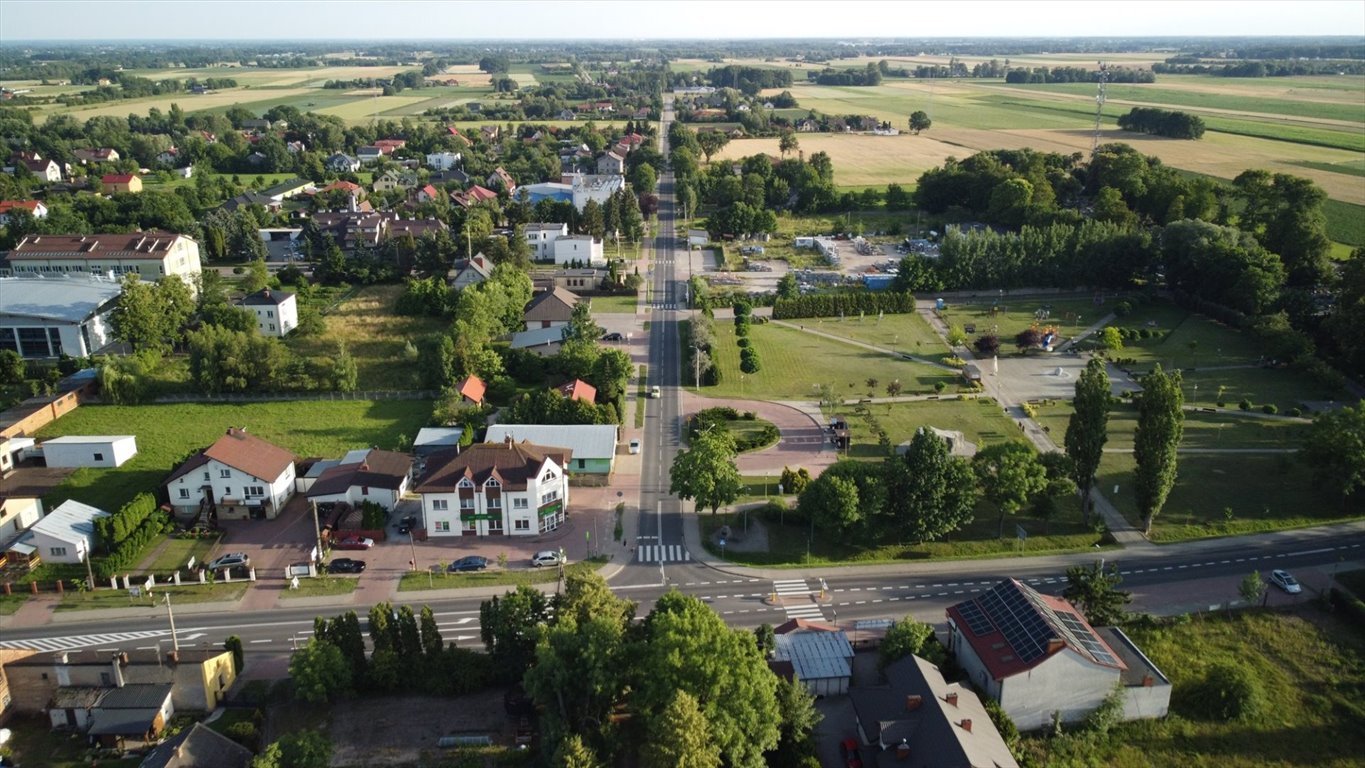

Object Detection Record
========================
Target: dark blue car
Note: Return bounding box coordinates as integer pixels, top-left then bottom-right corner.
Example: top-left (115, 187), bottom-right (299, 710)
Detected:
top-left (448, 556), bottom-right (489, 572)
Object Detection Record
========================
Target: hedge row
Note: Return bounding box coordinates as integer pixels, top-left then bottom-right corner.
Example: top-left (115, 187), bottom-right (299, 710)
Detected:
top-left (735, 302), bottom-right (761, 373)
top-left (92, 493), bottom-right (173, 580)
top-left (772, 291), bottom-right (917, 320)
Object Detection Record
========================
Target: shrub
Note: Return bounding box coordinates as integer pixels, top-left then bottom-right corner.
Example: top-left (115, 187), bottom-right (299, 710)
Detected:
top-left (1186, 661), bottom-right (1265, 721)
top-left (1262, 404), bottom-right (1278, 415)
top-left (1289, 407), bottom-right (1303, 417)
top-left (739, 347), bottom-right (761, 373)
top-left (1239, 399), bottom-right (1253, 411)
top-left (933, 381), bottom-right (946, 393)
top-left (1216, 400), bottom-right (1226, 408)
top-left (223, 720), bottom-right (260, 751)
top-left (1113, 301), bottom-right (1132, 317)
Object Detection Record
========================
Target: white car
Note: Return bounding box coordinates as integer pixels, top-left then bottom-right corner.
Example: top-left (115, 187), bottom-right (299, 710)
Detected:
top-left (628, 438), bottom-right (641, 454)
top-left (1269, 569), bottom-right (1302, 594)
top-left (206, 553), bottom-right (250, 571)
top-left (531, 550), bottom-right (563, 568)
top-left (650, 385), bottom-right (661, 399)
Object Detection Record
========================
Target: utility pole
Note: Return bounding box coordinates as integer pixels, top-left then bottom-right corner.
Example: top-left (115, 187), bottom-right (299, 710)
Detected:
top-left (310, 501), bottom-right (324, 566)
top-left (83, 543), bottom-right (96, 591)
top-left (163, 593), bottom-right (180, 652)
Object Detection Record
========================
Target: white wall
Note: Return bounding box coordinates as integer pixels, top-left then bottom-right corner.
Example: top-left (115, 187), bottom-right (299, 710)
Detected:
top-left (42, 437), bottom-right (137, 468)
top-left (0, 497), bottom-right (43, 543)
top-left (552, 238), bottom-right (605, 267)
top-left (310, 479), bottom-right (406, 512)
top-left (997, 649), bottom-right (1120, 731)
top-left (31, 528), bottom-right (94, 564)
top-left (422, 458), bottom-right (568, 538)
top-left (251, 296), bottom-right (298, 337)
top-left (167, 458), bottom-right (295, 519)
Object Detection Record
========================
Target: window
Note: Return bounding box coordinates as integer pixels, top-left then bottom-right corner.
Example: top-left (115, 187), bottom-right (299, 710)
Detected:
top-left (269, 324), bottom-right (275, 331)
top-left (246, 486), bottom-right (264, 497)
top-left (220, 469), bottom-right (231, 478)
top-left (178, 488), bottom-right (190, 499)
top-left (489, 518), bottom-right (503, 531)
top-left (223, 487), bottom-right (232, 496)
top-left (93, 453), bottom-right (104, 462)
top-left (514, 519), bottom-right (530, 531)
top-left (431, 499), bottom-right (449, 511)
top-left (49, 546), bottom-right (67, 557)
top-left (487, 496), bottom-right (501, 509)
top-left (513, 498), bottom-right (528, 510)
top-left (435, 521), bottom-right (450, 532)
top-left (203, 471), bottom-right (210, 481)
top-left (541, 490), bottom-right (560, 505)
top-left (460, 498), bottom-right (476, 510)
top-left (576, 459), bottom-right (586, 469)
top-left (361, 486), bottom-right (369, 496)
top-left (462, 519), bottom-right (477, 532)
top-left (267, 310), bottom-right (274, 318)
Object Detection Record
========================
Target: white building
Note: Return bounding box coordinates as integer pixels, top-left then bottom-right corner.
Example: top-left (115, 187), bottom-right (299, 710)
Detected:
top-left (0, 494), bottom-right (43, 549)
top-left (165, 427), bottom-right (297, 522)
top-left (523, 222), bottom-right (570, 261)
top-left (484, 424), bottom-right (618, 475)
top-left (16, 499), bottom-right (110, 564)
top-left (413, 438), bottom-right (570, 537)
top-left (39, 435), bottom-right (138, 468)
top-left (947, 579), bottom-right (1172, 731)
top-left (563, 173), bottom-right (625, 211)
top-left (0, 275), bottom-right (123, 359)
top-left (425, 151), bottom-right (463, 171)
top-left (301, 448), bottom-right (412, 511)
top-left (552, 235), bottom-right (605, 267)
top-left (1, 231), bottom-right (202, 287)
top-left (239, 288), bottom-right (297, 337)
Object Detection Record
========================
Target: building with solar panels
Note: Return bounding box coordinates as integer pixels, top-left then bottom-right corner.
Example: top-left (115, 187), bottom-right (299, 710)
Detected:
top-left (946, 579), bottom-right (1171, 731)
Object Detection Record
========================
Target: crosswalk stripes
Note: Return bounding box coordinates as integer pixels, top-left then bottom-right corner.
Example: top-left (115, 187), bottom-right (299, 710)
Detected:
top-left (637, 544), bottom-right (691, 563)
top-left (648, 303), bottom-right (678, 310)
top-left (0, 629), bottom-right (172, 653)
top-left (772, 579), bottom-right (827, 621)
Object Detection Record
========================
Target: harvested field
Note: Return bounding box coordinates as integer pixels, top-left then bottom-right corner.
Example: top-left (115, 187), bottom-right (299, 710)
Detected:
top-left (716, 133), bottom-right (962, 188)
top-left (316, 94), bottom-right (431, 120)
top-left (37, 87), bottom-right (317, 122)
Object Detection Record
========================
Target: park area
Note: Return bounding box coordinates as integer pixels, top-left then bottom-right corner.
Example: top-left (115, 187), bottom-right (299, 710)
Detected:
top-left (32, 399), bottom-right (432, 510)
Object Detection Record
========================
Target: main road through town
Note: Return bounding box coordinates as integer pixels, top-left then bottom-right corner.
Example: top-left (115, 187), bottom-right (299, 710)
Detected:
top-left (3, 97), bottom-right (1364, 655)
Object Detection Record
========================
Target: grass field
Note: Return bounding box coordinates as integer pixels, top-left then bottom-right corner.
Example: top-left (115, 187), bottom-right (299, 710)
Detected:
top-left (938, 296), bottom-right (1113, 343)
top-left (590, 293), bottom-right (640, 314)
top-left (776, 311), bottom-right (950, 362)
top-left (398, 559), bottom-right (602, 591)
top-left (57, 581), bottom-right (248, 611)
top-left (1033, 401), bottom-right (1311, 452)
top-left (33, 400), bottom-right (432, 511)
top-left (143, 534), bottom-right (222, 572)
top-left (1022, 609), bottom-right (1365, 768)
top-left (286, 284), bottom-right (448, 390)
top-left (831, 397), bottom-right (1023, 460)
top-left (699, 321), bottom-right (956, 399)
top-left (279, 575), bottom-right (359, 599)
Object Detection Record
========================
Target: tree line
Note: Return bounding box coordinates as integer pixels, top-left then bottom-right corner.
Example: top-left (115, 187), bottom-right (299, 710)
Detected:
top-left (1117, 107), bottom-right (1206, 139)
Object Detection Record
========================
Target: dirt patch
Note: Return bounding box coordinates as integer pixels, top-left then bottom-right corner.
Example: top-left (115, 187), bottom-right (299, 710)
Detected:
top-left (326, 691), bottom-right (513, 766)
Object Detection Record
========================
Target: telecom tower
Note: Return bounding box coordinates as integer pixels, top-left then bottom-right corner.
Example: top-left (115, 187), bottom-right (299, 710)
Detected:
top-left (1091, 61), bottom-right (1108, 155)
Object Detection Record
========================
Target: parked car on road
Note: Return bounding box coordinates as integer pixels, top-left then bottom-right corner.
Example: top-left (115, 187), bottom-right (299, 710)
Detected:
top-left (628, 438), bottom-right (641, 454)
top-left (1269, 569), bottom-right (1302, 594)
top-left (332, 536), bottom-right (375, 551)
top-left (396, 514), bottom-right (418, 535)
top-left (602, 332), bottom-right (624, 341)
top-left (650, 385), bottom-right (661, 399)
top-left (448, 556), bottom-right (489, 572)
top-left (327, 558), bottom-right (367, 574)
top-left (206, 553), bottom-right (250, 571)
top-left (839, 737), bottom-right (863, 768)
top-left (531, 550), bottom-right (562, 568)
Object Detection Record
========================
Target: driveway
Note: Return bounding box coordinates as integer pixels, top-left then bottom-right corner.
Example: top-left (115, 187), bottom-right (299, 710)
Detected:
top-left (680, 392), bottom-right (838, 475)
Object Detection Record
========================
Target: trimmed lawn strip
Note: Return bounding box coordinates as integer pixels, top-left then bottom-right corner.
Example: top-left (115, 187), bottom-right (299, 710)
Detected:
top-left (832, 398), bottom-right (1023, 460)
top-left (56, 581), bottom-right (247, 611)
top-left (1023, 610), bottom-right (1365, 767)
top-left (937, 296), bottom-right (1115, 344)
top-left (278, 575), bottom-right (359, 599)
top-left (635, 364), bottom-right (648, 428)
top-left (0, 593), bottom-right (27, 615)
top-left (34, 400), bottom-right (432, 511)
top-left (589, 293), bottom-right (640, 314)
top-left (1033, 401), bottom-right (1310, 451)
top-left (701, 322), bottom-right (955, 400)
top-left (398, 559), bottom-right (602, 591)
top-left (144, 535), bottom-right (222, 573)
top-left (784, 312), bottom-right (951, 363)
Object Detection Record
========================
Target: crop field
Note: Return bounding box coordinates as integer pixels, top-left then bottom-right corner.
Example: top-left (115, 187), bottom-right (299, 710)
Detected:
top-left (775, 312), bottom-right (950, 361)
top-left (314, 93), bottom-right (432, 120)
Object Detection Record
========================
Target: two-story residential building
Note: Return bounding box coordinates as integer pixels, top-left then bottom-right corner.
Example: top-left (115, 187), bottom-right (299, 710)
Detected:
top-left (15, 157), bottom-right (62, 182)
top-left (325, 153), bottom-right (360, 173)
top-left (946, 579), bottom-right (1172, 731)
top-left (101, 174), bottom-right (143, 194)
top-left (552, 235), bottom-right (605, 267)
top-left (523, 287), bottom-right (581, 330)
top-left (239, 288), bottom-right (297, 337)
top-left (0, 200), bottom-right (47, 226)
top-left (3, 647), bottom-right (237, 717)
top-left (523, 222), bottom-right (569, 261)
top-left (302, 448), bottom-right (412, 511)
top-left (72, 148), bottom-right (120, 164)
top-left (164, 427), bottom-right (296, 522)
top-left (1, 231), bottom-right (202, 287)
top-left (596, 151), bottom-right (625, 175)
top-left (449, 253), bottom-right (492, 291)
top-left (413, 438), bottom-right (570, 537)
top-left (425, 151), bottom-right (463, 171)
top-left (486, 167), bottom-right (516, 192)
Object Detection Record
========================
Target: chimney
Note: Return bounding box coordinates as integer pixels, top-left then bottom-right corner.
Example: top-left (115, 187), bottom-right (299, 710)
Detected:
top-left (896, 739), bottom-right (910, 760)
top-left (904, 694), bottom-right (922, 712)
top-left (504, 434), bottom-right (514, 449)
top-left (959, 719), bottom-right (972, 733)
top-left (944, 692), bottom-right (958, 707)
top-left (110, 655), bottom-right (125, 688)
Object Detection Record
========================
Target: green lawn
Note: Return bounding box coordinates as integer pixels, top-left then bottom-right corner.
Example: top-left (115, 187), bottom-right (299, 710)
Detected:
top-left (1104, 303), bottom-right (1267, 370)
top-left (779, 312), bottom-right (950, 362)
top-left (700, 322), bottom-right (956, 400)
top-left (278, 575), bottom-right (359, 599)
top-left (1023, 609), bottom-right (1365, 768)
top-left (719, 417), bottom-right (781, 453)
top-left (57, 581), bottom-right (247, 611)
top-left (143, 534), bottom-right (222, 572)
top-left (1033, 401), bottom-right (1310, 451)
top-left (589, 293), bottom-right (640, 314)
top-left (831, 398), bottom-right (1022, 460)
top-left (0, 593), bottom-right (27, 615)
top-left (398, 559), bottom-right (602, 591)
top-left (34, 400), bottom-right (432, 511)
top-left (1324, 198), bottom-right (1365, 247)
top-left (938, 296), bottom-right (1114, 345)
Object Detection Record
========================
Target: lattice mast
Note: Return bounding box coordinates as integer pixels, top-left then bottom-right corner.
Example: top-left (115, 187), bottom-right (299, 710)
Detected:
top-left (1091, 61), bottom-right (1108, 155)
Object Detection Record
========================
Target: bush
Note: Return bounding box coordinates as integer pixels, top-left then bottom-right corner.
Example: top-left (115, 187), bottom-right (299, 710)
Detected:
top-left (1113, 301), bottom-right (1132, 317)
top-left (737, 336), bottom-right (750, 348)
top-left (1186, 661), bottom-right (1265, 721)
top-left (1216, 400), bottom-right (1226, 408)
top-left (1262, 404), bottom-right (1278, 414)
top-left (1239, 399), bottom-right (1253, 411)
top-left (1289, 407), bottom-right (1303, 417)
top-left (223, 720), bottom-right (260, 751)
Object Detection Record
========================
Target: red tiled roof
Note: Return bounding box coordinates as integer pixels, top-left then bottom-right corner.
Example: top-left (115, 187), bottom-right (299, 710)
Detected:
top-left (0, 200), bottom-right (42, 214)
top-left (167, 427), bottom-right (295, 485)
top-left (5, 231), bottom-right (188, 260)
top-left (557, 379), bottom-right (596, 403)
top-left (414, 440), bottom-right (569, 493)
top-left (457, 375), bottom-right (486, 404)
top-left (419, 184), bottom-right (439, 199)
top-left (101, 174), bottom-right (136, 184)
top-left (315, 180), bottom-right (363, 194)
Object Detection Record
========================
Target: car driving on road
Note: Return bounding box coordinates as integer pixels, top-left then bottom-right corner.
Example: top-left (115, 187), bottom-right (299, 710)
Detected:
top-left (1269, 569), bottom-right (1302, 594)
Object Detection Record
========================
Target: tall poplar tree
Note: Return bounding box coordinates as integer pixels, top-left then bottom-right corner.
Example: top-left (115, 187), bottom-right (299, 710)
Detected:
top-left (1134, 365), bottom-right (1184, 535)
top-left (1066, 357), bottom-right (1112, 526)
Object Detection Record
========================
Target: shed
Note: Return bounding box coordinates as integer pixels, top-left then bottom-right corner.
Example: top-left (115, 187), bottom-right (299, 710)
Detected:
top-left (771, 628), bottom-right (854, 696)
top-left (484, 424), bottom-right (618, 475)
top-left (413, 428), bottom-right (464, 457)
top-left (39, 435), bottom-right (137, 468)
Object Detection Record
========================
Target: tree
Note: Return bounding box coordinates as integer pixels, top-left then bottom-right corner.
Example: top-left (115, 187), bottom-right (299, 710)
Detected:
top-left (778, 131), bottom-right (799, 158)
top-left (419, 605), bottom-right (443, 659)
top-left (1063, 560), bottom-right (1132, 626)
top-left (1134, 365), bottom-right (1184, 535)
top-left (1094, 186), bottom-right (1137, 228)
top-left (769, 674), bottom-right (821, 767)
top-left (908, 110), bottom-right (932, 134)
top-left (224, 635), bottom-right (244, 674)
top-left (973, 442), bottom-right (1048, 538)
top-left (562, 301), bottom-right (605, 345)
top-left (111, 274), bottom-right (170, 353)
top-left (552, 735), bottom-right (605, 768)
top-left (636, 592), bottom-right (781, 768)
top-left (776, 272), bottom-right (799, 301)
top-left (332, 342), bottom-right (358, 392)
top-left (1100, 326), bottom-right (1124, 351)
top-left (798, 472), bottom-right (861, 534)
top-left (974, 334), bottom-right (1001, 357)
top-left (1239, 570), bottom-right (1267, 606)
top-left (1065, 357), bottom-right (1111, 526)
top-left (1015, 327), bottom-right (1044, 352)
top-left (288, 638), bottom-right (351, 703)
top-left (480, 584), bottom-right (550, 682)
top-left (1302, 400), bottom-right (1365, 505)
top-left (878, 615), bottom-right (935, 670)
top-left (696, 130), bottom-right (730, 164)
top-left (252, 731), bottom-right (332, 768)
top-left (243, 259), bottom-right (270, 293)
top-left (670, 429), bottom-right (743, 514)
top-left (947, 324), bottom-right (968, 347)
top-left (641, 690), bottom-right (722, 768)
top-left (885, 428), bottom-right (979, 542)
top-left (885, 379), bottom-right (903, 398)
top-left (0, 350), bottom-right (24, 386)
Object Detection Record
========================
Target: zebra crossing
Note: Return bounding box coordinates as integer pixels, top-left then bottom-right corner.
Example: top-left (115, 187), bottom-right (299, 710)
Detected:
top-left (0, 629), bottom-right (177, 653)
top-left (636, 544), bottom-right (691, 563)
top-left (649, 302), bottom-right (679, 310)
top-left (773, 579), bottom-right (826, 621)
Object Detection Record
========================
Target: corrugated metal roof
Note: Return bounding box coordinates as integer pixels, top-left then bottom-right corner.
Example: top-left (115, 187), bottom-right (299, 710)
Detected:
top-left (485, 425), bottom-right (617, 461)
top-left (772, 630), bottom-right (853, 682)
top-left (0, 276), bottom-right (123, 324)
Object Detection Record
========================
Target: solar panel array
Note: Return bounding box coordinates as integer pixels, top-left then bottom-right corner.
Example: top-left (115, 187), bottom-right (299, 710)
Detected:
top-left (957, 600), bottom-right (994, 636)
top-left (1055, 610), bottom-right (1120, 667)
top-left (979, 584), bottom-right (1055, 663)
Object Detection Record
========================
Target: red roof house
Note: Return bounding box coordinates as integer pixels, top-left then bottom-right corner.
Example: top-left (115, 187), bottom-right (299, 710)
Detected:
top-left (557, 379), bottom-right (597, 403)
top-left (456, 375), bottom-right (486, 405)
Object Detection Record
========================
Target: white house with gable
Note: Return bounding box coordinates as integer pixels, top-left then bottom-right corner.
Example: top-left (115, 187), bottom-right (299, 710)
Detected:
top-left (239, 288), bottom-right (297, 337)
top-left (164, 427), bottom-right (297, 522)
top-left (413, 439), bottom-right (570, 537)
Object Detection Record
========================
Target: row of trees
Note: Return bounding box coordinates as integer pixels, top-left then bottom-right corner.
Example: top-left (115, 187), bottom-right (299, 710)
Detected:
top-left (734, 302), bottom-right (761, 374)
top-left (1117, 107), bottom-right (1206, 139)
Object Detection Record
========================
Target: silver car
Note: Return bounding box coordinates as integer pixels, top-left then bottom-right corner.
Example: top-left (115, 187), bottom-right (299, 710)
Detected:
top-left (1269, 569), bottom-right (1302, 594)
top-left (206, 552), bottom-right (250, 571)
top-left (531, 550), bottom-right (562, 568)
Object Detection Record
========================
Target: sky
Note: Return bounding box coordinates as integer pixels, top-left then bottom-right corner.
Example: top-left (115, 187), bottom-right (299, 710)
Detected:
top-left (1, 0), bottom-right (1363, 41)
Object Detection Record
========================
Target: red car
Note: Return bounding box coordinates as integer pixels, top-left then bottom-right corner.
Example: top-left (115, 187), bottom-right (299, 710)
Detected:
top-left (840, 738), bottom-right (863, 768)
top-left (331, 536), bottom-right (375, 551)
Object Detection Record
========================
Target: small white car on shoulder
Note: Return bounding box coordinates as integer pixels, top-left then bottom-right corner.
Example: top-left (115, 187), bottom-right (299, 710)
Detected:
top-left (1269, 569), bottom-right (1302, 594)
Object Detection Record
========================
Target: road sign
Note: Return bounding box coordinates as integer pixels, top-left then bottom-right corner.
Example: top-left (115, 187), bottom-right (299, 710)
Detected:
top-left (1016, 524), bottom-right (1028, 541)
top-left (128, 587), bottom-right (141, 598)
